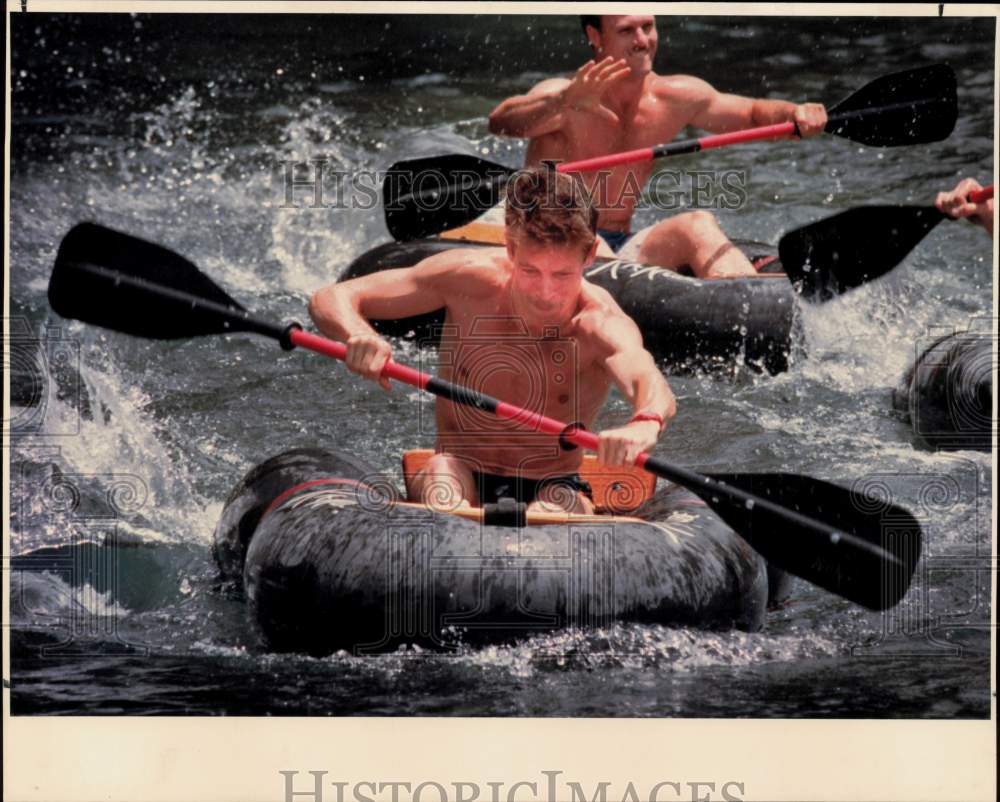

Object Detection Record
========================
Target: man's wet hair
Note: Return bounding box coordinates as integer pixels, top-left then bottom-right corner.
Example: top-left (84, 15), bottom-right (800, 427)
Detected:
top-left (580, 15), bottom-right (603, 40)
top-left (505, 166), bottom-right (598, 253)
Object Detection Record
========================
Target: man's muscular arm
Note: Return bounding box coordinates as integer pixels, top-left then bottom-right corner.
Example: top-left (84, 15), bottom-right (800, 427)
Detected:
top-left (488, 58), bottom-right (630, 138)
top-left (582, 307), bottom-right (676, 466)
top-left (309, 250), bottom-right (464, 389)
top-left (488, 77), bottom-right (572, 139)
top-left (656, 75), bottom-right (827, 138)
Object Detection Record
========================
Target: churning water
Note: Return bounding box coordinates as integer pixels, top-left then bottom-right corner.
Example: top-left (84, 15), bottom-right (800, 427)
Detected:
top-left (7, 13), bottom-right (994, 717)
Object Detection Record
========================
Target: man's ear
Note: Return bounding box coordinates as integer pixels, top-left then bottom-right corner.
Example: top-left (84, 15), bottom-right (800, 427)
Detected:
top-left (585, 24), bottom-right (602, 54)
top-left (583, 236), bottom-right (599, 268)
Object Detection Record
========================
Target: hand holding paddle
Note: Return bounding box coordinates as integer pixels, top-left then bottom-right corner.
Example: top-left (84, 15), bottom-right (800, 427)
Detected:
top-left (345, 332), bottom-right (394, 391)
top-left (384, 65), bottom-right (958, 240)
top-left (48, 222), bottom-right (922, 612)
top-left (935, 179), bottom-right (994, 236)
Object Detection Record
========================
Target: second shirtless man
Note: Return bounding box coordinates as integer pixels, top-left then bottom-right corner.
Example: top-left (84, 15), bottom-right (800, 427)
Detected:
top-left (309, 166), bottom-right (675, 514)
top-left (489, 14), bottom-right (828, 278)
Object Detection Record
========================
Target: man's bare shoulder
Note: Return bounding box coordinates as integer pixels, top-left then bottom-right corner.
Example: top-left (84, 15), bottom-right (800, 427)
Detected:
top-left (574, 281), bottom-right (642, 354)
top-left (649, 73), bottom-right (716, 105)
top-left (578, 278), bottom-right (620, 312)
top-left (422, 245), bottom-right (509, 298)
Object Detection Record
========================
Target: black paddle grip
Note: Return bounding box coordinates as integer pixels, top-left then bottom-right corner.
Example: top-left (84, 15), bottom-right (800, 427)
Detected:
top-left (279, 323), bottom-right (302, 351)
top-left (559, 421), bottom-right (588, 452)
top-left (653, 141), bottom-right (702, 158)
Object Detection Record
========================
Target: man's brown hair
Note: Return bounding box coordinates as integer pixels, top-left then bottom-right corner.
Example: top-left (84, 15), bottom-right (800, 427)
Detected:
top-left (580, 15), bottom-right (603, 39)
top-left (504, 166), bottom-right (598, 252)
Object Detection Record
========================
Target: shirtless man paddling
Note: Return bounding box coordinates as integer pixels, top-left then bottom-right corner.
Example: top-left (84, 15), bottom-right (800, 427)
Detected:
top-left (488, 14), bottom-right (828, 278)
top-left (309, 167), bottom-right (675, 514)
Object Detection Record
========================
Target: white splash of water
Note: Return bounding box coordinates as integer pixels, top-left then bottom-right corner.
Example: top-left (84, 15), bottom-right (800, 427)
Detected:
top-left (13, 330), bottom-right (220, 547)
top-left (12, 571), bottom-right (131, 623)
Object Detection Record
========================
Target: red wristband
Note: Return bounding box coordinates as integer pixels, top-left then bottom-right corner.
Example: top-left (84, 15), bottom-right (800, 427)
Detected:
top-left (630, 412), bottom-right (665, 433)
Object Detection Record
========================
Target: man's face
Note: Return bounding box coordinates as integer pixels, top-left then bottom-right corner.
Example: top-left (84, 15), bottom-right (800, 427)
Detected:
top-left (591, 15), bottom-right (658, 77)
top-left (506, 236), bottom-right (595, 327)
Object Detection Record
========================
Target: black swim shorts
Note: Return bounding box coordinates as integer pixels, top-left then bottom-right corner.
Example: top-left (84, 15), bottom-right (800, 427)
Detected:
top-left (472, 471), bottom-right (594, 506)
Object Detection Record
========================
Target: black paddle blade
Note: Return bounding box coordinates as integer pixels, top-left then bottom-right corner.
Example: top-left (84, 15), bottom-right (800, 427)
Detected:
top-left (382, 154), bottom-right (514, 240)
top-left (826, 64), bottom-right (957, 146)
top-left (50, 222), bottom-right (254, 339)
top-left (705, 472), bottom-right (922, 611)
top-left (779, 205), bottom-right (944, 302)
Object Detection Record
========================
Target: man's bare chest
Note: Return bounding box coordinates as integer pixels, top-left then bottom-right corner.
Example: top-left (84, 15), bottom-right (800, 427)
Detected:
top-left (438, 313), bottom-right (605, 414)
top-left (567, 104), bottom-right (685, 154)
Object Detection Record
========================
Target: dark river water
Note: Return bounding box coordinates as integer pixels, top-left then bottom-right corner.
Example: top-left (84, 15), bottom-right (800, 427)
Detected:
top-left (7, 12), bottom-right (994, 718)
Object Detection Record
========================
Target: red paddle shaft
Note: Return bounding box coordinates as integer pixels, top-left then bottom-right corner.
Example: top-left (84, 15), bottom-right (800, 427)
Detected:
top-left (968, 185), bottom-right (993, 203)
top-left (290, 329), bottom-right (621, 457)
top-left (557, 129), bottom-right (991, 181)
top-left (557, 124), bottom-right (796, 174)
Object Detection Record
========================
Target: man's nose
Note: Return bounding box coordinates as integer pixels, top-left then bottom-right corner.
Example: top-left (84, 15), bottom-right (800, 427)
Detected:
top-left (635, 30), bottom-right (648, 48)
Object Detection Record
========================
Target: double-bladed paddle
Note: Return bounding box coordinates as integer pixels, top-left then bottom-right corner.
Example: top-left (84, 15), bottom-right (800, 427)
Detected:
top-left (779, 184), bottom-right (994, 302)
top-left (48, 221), bottom-right (923, 611)
top-left (384, 65), bottom-right (958, 241)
